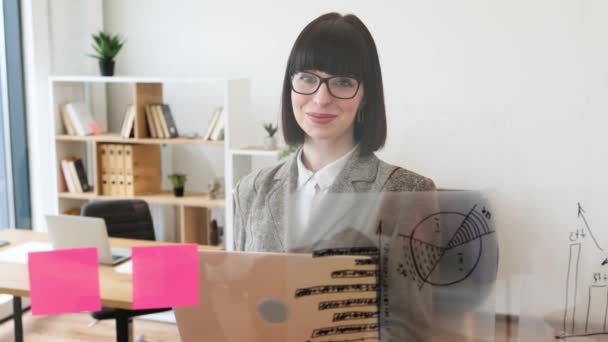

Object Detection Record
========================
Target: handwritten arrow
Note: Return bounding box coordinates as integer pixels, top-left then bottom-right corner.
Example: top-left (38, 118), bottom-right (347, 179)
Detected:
top-left (577, 202), bottom-right (603, 252)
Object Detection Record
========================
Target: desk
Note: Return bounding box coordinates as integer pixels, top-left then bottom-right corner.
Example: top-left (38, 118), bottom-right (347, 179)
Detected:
top-left (0, 229), bottom-right (221, 342)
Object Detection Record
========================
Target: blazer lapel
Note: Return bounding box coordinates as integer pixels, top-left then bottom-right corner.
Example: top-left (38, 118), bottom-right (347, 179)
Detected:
top-left (265, 152), bottom-right (298, 251)
top-left (329, 147), bottom-right (380, 193)
top-left (308, 148), bottom-right (381, 236)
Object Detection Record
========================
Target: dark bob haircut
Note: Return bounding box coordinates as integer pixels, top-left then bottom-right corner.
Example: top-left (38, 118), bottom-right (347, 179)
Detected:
top-left (281, 13), bottom-right (387, 155)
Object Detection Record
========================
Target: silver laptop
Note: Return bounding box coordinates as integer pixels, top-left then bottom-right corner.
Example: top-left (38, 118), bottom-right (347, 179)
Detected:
top-left (45, 215), bottom-right (131, 265)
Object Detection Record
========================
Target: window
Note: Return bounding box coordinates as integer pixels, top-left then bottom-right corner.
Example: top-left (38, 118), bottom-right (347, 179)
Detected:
top-left (0, 79), bottom-right (9, 228)
top-left (1, 0), bottom-right (31, 229)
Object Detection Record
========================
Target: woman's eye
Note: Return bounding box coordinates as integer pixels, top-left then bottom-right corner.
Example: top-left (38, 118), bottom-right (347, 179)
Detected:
top-left (333, 77), bottom-right (355, 87)
top-left (301, 75), bottom-right (317, 83)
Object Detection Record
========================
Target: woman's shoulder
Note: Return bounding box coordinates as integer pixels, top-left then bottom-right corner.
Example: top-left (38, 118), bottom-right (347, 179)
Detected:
top-left (376, 158), bottom-right (436, 192)
top-left (235, 158), bottom-right (290, 198)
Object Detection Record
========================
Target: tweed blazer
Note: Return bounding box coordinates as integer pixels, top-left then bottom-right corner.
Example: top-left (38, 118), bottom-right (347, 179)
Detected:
top-left (233, 147), bottom-right (437, 341)
top-left (233, 146), bottom-right (436, 253)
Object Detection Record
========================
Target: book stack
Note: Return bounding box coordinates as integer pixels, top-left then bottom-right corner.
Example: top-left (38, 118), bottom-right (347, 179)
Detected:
top-left (144, 103), bottom-right (179, 139)
top-left (203, 107), bottom-right (225, 141)
top-left (60, 102), bottom-right (102, 136)
top-left (60, 157), bottom-right (91, 193)
top-left (98, 143), bottom-right (161, 196)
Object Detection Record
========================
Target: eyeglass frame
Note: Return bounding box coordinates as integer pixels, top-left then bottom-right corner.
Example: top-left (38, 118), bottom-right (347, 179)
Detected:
top-left (290, 71), bottom-right (362, 100)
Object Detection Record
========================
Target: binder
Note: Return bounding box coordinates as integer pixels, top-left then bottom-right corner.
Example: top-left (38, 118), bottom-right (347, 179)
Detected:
top-left (99, 144), bottom-right (111, 195)
top-left (107, 144), bottom-right (117, 196)
top-left (116, 145), bottom-right (125, 196)
top-left (124, 144), bottom-right (134, 196)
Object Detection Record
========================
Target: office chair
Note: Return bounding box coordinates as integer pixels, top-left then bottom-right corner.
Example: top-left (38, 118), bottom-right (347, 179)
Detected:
top-left (81, 200), bottom-right (171, 342)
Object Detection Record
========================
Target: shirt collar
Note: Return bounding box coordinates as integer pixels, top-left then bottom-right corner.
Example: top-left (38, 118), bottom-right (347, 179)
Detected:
top-left (296, 145), bottom-right (358, 190)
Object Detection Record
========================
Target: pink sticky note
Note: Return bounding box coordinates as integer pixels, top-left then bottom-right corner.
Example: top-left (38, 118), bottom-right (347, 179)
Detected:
top-left (28, 248), bottom-right (101, 315)
top-left (132, 244), bottom-right (199, 309)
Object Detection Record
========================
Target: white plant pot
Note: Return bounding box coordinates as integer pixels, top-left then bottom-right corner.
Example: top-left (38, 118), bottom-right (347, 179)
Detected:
top-left (264, 136), bottom-right (277, 150)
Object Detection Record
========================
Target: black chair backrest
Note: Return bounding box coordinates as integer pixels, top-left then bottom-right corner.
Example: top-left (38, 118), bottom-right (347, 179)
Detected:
top-left (81, 200), bottom-right (156, 241)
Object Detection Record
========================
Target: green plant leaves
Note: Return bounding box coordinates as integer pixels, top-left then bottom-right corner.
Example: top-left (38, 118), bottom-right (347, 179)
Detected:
top-left (263, 123), bottom-right (278, 137)
top-left (88, 31), bottom-right (125, 60)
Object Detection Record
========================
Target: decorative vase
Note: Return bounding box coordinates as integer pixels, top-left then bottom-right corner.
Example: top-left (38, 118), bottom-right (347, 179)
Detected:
top-left (99, 59), bottom-right (115, 76)
top-left (264, 136), bottom-right (277, 150)
top-left (173, 187), bottom-right (184, 197)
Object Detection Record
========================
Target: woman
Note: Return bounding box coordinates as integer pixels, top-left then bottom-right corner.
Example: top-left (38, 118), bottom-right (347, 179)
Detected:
top-left (234, 12), bottom-right (436, 341)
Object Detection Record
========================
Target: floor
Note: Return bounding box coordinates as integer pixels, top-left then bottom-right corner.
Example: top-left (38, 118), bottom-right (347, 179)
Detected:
top-left (0, 311), bottom-right (180, 342)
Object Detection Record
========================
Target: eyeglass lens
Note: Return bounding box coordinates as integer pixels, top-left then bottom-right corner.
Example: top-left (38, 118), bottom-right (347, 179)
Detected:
top-left (292, 72), bottom-right (359, 99)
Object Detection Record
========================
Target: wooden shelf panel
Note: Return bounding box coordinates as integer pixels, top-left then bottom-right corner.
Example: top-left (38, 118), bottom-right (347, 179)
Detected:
top-left (56, 133), bottom-right (224, 146)
top-left (58, 191), bottom-right (225, 208)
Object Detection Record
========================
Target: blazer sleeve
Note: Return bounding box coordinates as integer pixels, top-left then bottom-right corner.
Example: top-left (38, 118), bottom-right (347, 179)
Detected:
top-left (380, 167), bottom-right (438, 340)
top-left (232, 170), bottom-right (260, 251)
top-left (233, 180), bottom-right (246, 251)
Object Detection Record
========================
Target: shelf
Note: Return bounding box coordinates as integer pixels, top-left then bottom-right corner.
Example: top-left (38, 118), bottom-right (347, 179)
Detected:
top-left (231, 146), bottom-right (279, 157)
top-left (58, 191), bottom-right (225, 208)
top-left (49, 75), bottom-right (245, 84)
top-left (55, 133), bottom-right (224, 146)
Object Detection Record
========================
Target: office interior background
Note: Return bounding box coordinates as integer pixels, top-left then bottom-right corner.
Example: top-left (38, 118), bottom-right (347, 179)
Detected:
top-left (1, 0), bottom-right (608, 340)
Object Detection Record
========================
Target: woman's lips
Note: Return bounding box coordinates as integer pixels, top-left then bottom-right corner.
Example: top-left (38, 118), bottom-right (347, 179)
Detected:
top-left (307, 112), bottom-right (337, 125)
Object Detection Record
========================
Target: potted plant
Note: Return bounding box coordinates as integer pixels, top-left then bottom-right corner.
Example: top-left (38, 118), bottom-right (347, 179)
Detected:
top-left (168, 174), bottom-right (187, 197)
top-left (88, 31), bottom-right (125, 76)
top-left (263, 123), bottom-right (278, 150)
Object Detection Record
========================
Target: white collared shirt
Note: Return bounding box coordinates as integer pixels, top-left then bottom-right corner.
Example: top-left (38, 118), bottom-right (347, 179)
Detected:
top-left (292, 145), bottom-right (358, 239)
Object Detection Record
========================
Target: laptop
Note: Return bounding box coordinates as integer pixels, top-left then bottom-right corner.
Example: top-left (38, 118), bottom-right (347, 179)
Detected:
top-left (45, 215), bottom-right (131, 265)
top-left (174, 250), bottom-right (379, 342)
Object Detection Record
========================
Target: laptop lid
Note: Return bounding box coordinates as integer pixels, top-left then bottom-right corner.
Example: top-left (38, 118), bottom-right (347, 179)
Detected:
top-left (174, 250), bottom-right (379, 342)
top-left (45, 215), bottom-right (114, 264)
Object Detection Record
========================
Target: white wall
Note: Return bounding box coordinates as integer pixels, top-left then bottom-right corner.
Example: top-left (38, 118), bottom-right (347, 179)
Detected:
top-left (23, 0), bottom-right (103, 232)
top-left (29, 0), bottom-right (608, 318)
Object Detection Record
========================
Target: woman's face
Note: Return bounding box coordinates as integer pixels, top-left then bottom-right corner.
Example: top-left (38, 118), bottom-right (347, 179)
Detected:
top-left (291, 70), bottom-right (364, 144)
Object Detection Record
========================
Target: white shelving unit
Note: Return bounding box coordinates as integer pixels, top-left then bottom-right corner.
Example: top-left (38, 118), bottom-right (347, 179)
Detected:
top-left (48, 75), bottom-right (277, 250)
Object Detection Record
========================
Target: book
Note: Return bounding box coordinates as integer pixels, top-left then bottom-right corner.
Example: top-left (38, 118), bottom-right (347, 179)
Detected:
top-left (120, 105), bottom-right (135, 138)
top-left (61, 159), bottom-right (76, 193)
top-left (145, 105), bottom-right (159, 138)
top-left (67, 160), bottom-right (83, 193)
top-left (73, 159), bottom-right (91, 192)
top-left (203, 107), bottom-right (222, 141)
top-left (152, 104), bottom-right (167, 139)
top-left (60, 106), bottom-right (76, 135)
top-left (209, 107), bottom-right (225, 141)
top-left (63, 102), bottom-right (100, 136)
top-left (161, 104), bottom-right (179, 138)
top-left (154, 104), bottom-right (170, 139)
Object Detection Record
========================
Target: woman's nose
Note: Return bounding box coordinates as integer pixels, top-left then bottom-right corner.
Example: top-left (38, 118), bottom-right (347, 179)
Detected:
top-left (312, 83), bottom-right (332, 106)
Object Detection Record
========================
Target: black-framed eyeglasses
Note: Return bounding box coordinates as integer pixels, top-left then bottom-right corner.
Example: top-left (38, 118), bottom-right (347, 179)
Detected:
top-left (291, 71), bottom-right (361, 99)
